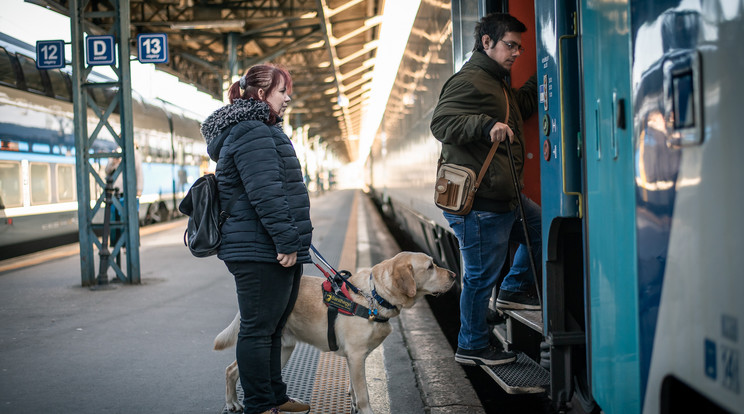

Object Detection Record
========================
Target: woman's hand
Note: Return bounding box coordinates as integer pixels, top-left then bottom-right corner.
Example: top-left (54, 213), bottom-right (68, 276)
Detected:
top-left (277, 252), bottom-right (297, 267)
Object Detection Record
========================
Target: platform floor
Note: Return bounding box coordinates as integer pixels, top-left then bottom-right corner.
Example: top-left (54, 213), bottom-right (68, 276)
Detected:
top-left (0, 189), bottom-right (483, 414)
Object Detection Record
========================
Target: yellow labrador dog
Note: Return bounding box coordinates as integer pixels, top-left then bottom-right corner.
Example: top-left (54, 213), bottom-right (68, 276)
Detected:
top-left (213, 251), bottom-right (456, 414)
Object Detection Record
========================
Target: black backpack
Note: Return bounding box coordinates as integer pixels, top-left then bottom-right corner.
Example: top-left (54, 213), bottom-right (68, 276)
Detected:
top-left (178, 174), bottom-right (243, 257)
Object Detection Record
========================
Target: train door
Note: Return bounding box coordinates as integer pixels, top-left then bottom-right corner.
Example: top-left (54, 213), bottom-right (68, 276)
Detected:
top-left (580, 1), bottom-right (640, 414)
top-left (534, 0), bottom-right (588, 410)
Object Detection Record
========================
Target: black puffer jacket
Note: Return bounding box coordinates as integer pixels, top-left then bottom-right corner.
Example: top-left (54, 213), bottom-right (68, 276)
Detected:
top-left (201, 98), bottom-right (312, 264)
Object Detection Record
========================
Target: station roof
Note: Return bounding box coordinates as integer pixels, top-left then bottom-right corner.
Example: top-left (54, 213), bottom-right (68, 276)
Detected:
top-left (30, 0), bottom-right (387, 162)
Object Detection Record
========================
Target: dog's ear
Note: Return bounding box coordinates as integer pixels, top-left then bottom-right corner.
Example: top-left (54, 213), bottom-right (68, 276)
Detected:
top-left (392, 260), bottom-right (417, 298)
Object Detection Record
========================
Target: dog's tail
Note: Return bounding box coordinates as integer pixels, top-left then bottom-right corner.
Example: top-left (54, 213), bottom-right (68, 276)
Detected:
top-left (213, 311), bottom-right (240, 351)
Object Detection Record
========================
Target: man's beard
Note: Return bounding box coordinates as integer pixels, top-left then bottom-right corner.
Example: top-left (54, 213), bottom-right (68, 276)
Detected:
top-left (494, 60), bottom-right (511, 80)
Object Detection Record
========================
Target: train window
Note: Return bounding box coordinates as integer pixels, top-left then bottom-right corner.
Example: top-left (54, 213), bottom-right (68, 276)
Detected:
top-left (56, 164), bottom-right (76, 202)
top-left (16, 54), bottom-right (47, 95)
top-left (47, 69), bottom-right (72, 101)
top-left (0, 47), bottom-right (19, 87)
top-left (0, 161), bottom-right (23, 208)
top-left (450, 0), bottom-right (482, 71)
top-left (29, 162), bottom-right (51, 205)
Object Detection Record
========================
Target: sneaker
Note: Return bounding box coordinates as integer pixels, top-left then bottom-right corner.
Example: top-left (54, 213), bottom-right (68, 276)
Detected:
top-left (260, 409), bottom-right (280, 414)
top-left (486, 308), bottom-right (505, 325)
top-left (496, 289), bottom-right (540, 311)
top-left (455, 346), bottom-right (517, 366)
top-left (277, 397), bottom-right (310, 413)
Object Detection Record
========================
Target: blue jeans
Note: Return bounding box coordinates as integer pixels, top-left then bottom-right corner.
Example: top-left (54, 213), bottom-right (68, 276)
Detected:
top-left (443, 194), bottom-right (541, 350)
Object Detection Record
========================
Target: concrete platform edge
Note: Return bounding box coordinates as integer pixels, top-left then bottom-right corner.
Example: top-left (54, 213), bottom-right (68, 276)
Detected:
top-left (357, 192), bottom-right (485, 414)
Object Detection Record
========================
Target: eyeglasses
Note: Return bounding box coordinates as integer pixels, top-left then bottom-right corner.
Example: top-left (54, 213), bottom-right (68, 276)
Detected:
top-left (500, 40), bottom-right (526, 53)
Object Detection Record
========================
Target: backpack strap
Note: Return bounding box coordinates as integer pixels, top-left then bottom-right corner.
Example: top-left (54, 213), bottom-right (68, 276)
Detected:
top-left (218, 186), bottom-right (244, 226)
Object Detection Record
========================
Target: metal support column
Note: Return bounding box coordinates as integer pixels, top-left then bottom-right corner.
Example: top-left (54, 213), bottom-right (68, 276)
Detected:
top-left (70, 0), bottom-right (140, 287)
top-left (227, 32), bottom-right (240, 81)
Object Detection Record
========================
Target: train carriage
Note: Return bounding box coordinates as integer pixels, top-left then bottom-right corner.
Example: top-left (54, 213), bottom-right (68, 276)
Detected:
top-left (366, 0), bottom-right (743, 413)
top-left (0, 32), bottom-right (207, 259)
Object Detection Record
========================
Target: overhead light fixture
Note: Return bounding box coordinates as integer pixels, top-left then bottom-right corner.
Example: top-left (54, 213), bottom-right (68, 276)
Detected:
top-left (308, 40), bottom-right (326, 49)
top-left (170, 20), bottom-right (246, 30)
top-left (318, 61), bottom-right (331, 68)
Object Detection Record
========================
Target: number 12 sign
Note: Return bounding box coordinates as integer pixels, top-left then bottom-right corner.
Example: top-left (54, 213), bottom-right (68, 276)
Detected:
top-left (137, 33), bottom-right (168, 64)
top-left (36, 40), bottom-right (65, 69)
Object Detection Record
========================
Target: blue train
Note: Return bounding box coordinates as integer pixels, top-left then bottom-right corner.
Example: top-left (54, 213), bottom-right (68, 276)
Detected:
top-left (366, 0), bottom-right (742, 413)
top-left (0, 32), bottom-right (207, 260)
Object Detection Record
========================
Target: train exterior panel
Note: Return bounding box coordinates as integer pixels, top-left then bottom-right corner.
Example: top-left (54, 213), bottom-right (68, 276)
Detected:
top-left (366, 0), bottom-right (742, 413)
top-left (366, 0), bottom-right (456, 268)
top-left (631, 2), bottom-right (744, 413)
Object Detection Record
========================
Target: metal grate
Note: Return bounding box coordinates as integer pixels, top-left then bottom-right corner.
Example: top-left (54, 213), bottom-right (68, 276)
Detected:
top-left (221, 343), bottom-right (352, 413)
top-left (482, 353), bottom-right (550, 394)
top-left (284, 342), bottom-right (320, 404)
top-left (309, 350), bottom-right (352, 414)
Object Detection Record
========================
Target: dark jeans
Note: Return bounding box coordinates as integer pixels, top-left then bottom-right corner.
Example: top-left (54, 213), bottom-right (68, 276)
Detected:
top-left (225, 261), bottom-right (303, 414)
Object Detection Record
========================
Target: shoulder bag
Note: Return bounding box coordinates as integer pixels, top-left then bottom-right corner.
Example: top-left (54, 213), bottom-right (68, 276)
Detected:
top-left (434, 87), bottom-right (510, 215)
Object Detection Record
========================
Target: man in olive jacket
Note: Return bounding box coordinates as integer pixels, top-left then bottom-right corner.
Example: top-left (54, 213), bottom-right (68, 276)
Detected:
top-left (430, 13), bottom-right (540, 367)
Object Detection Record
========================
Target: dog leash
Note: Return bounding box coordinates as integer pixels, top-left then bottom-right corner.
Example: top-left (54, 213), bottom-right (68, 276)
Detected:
top-left (309, 244), bottom-right (347, 295)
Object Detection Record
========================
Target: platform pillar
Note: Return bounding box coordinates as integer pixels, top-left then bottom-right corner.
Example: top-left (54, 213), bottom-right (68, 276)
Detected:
top-left (70, 0), bottom-right (140, 286)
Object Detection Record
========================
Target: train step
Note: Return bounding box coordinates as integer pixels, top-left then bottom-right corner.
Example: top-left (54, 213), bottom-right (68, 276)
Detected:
top-left (480, 352), bottom-right (550, 394)
top-left (501, 309), bottom-right (543, 333)
top-left (491, 308), bottom-right (543, 352)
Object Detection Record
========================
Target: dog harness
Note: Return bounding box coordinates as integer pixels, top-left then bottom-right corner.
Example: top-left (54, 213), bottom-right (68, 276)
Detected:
top-left (311, 245), bottom-right (395, 351)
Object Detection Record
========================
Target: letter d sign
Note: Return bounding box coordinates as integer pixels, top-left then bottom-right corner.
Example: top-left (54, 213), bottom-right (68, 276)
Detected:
top-left (86, 35), bottom-right (115, 66)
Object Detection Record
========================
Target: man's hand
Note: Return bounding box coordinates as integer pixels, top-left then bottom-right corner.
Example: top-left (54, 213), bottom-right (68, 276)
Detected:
top-left (277, 252), bottom-right (297, 267)
top-left (489, 122), bottom-right (514, 144)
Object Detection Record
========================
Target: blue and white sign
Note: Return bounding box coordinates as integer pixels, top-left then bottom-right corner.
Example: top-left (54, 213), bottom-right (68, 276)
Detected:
top-left (137, 33), bottom-right (168, 64)
top-left (86, 35), bottom-right (115, 66)
top-left (36, 40), bottom-right (65, 69)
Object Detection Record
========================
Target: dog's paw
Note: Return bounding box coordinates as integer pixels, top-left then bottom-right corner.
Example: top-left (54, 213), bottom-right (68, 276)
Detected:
top-left (226, 401), bottom-right (243, 412)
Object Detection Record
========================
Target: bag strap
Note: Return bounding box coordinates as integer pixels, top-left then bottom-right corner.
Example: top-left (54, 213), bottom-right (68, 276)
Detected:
top-left (473, 87), bottom-right (510, 190)
top-left (218, 186), bottom-right (244, 226)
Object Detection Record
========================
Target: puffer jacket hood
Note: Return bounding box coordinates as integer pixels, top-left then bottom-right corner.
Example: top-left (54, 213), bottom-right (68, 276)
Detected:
top-left (202, 98), bottom-right (271, 161)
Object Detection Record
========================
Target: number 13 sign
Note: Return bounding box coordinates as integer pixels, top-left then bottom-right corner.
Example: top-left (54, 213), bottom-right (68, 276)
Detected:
top-left (137, 33), bottom-right (168, 64)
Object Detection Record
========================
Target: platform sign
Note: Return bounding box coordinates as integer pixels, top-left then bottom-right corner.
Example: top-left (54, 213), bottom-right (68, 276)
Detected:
top-left (36, 40), bottom-right (65, 69)
top-left (137, 33), bottom-right (168, 64)
top-left (86, 35), bottom-right (115, 66)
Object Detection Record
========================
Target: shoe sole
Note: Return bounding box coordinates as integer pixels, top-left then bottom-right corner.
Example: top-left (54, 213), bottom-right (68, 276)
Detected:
top-left (455, 355), bottom-right (517, 366)
top-left (496, 299), bottom-right (540, 311)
